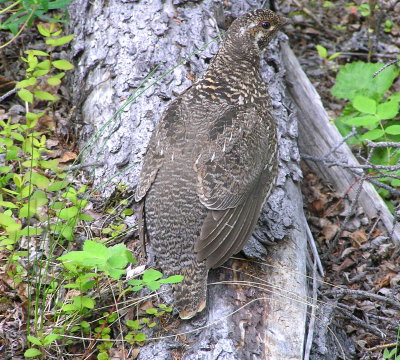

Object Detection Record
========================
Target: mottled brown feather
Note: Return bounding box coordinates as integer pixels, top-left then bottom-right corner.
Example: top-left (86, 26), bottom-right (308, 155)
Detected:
top-left (135, 9), bottom-right (286, 318)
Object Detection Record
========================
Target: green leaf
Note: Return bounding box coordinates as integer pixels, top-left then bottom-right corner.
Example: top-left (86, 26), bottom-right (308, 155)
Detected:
top-left (332, 61), bottom-right (399, 101)
top-left (32, 69), bottom-right (50, 77)
top-left (145, 308), bottom-right (158, 315)
top-left (0, 201), bottom-right (18, 209)
top-left (39, 159), bottom-right (59, 169)
top-left (126, 319), bottom-right (142, 329)
top-left (78, 213), bottom-right (94, 221)
top-left (29, 172), bottom-right (50, 189)
top-left (17, 226), bottom-right (43, 236)
top-left (0, 166), bottom-right (11, 173)
top-left (37, 60), bottom-right (51, 70)
top-left (19, 184), bottom-right (34, 199)
top-left (79, 296), bottom-right (95, 309)
top-left (108, 268), bottom-right (126, 279)
top-left (48, 181), bottom-right (69, 191)
top-left (377, 100), bottom-right (399, 120)
top-left (0, 213), bottom-right (21, 232)
top-left (46, 34), bottom-right (74, 46)
top-left (19, 204), bottom-right (36, 218)
top-left (24, 348), bottom-right (42, 357)
top-left (358, 3), bottom-right (370, 16)
top-left (360, 129), bottom-right (385, 141)
top-left (146, 282), bottom-right (161, 291)
top-left (6, 145), bottom-right (20, 161)
top-left (128, 279), bottom-right (143, 286)
top-left (16, 77), bottom-right (37, 88)
top-left (134, 333), bottom-right (146, 342)
top-left (47, 77), bottom-right (61, 86)
top-left (26, 111), bottom-right (45, 127)
top-left (52, 59), bottom-right (74, 70)
top-left (352, 95), bottom-right (376, 114)
top-left (27, 335), bottom-right (43, 346)
top-left (26, 54), bottom-right (39, 70)
top-left (159, 275), bottom-right (184, 284)
top-left (54, 72), bottom-right (66, 79)
top-left (13, 174), bottom-right (23, 188)
top-left (328, 52), bottom-right (341, 61)
top-left (316, 45), bottom-right (327, 59)
top-left (43, 334), bottom-right (60, 346)
top-left (385, 125), bottom-right (400, 135)
top-left (37, 24), bottom-right (51, 37)
top-left (143, 269), bottom-right (163, 282)
top-left (34, 91), bottom-right (59, 101)
top-left (51, 201), bottom-right (66, 210)
top-left (343, 115), bottom-right (378, 128)
top-left (83, 240), bottom-right (108, 257)
top-left (62, 303), bottom-right (79, 312)
top-left (10, 132), bottom-right (24, 141)
top-left (25, 49), bottom-right (49, 57)
top-left (17, 89), bottom-right (34, 103)
top-left (57, 206), bottom-right (79, 220)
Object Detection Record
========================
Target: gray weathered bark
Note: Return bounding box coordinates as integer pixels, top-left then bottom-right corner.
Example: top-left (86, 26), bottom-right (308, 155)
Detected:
top-left (67, 0), bottom-right (308, 359)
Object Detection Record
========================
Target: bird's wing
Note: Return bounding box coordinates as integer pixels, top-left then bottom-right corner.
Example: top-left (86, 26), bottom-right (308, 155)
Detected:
top-left (195, 105), bottom-right (273, 210)
top-left (195, 105), bottom-right (276, 268)
top-left (135, 97), bottom-right (185, 202)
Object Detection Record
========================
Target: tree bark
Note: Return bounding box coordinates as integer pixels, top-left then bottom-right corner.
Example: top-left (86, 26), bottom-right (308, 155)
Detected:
top-left (66, 0), bottom-right (311, 359)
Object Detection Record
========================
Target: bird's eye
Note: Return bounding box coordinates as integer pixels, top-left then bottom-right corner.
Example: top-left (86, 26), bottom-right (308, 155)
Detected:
top-left (261, 21), bottom-right (271, 29)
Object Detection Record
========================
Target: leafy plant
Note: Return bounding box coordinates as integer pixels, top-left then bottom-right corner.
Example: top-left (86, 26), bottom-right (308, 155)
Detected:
top-left (0, 0), bottom-right (73, 39)
top-left (316, 44), bottom-right (341, 62)
top-left (128, 268), bottom-right (184, 291)
top-left (332, 61), bottom-right (400, 204)
top-left (384, 346), bottom-right (400, 360)
top-left (384, 20), bottom-right (393, 33)
top-left (357, 3), bottom-right (371, 17)
top-left (58, 240), bottom-right (135, 282)
top-left (0, 24), bottom-right (77, 260)
top-left (16, 22), bottom-right (74, 104)
top-left (24, 333), bottom-right (60, 358)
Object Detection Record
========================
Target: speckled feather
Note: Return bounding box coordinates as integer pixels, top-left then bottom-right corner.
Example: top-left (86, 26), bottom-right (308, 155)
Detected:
top-left (135, 9), bottom-right (286, 319)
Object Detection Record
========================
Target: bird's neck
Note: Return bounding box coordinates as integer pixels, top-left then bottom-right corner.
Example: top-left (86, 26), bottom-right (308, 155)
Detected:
top-left (208, 41), bottom-right (260, 74)
top-left (202, 46), bottom-right (264, 95)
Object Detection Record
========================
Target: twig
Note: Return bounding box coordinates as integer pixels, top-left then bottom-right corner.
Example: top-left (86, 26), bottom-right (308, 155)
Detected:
top-left (325, 128), bottom-right (358, 158)
top-left (0, 87), bottom-right (17, 103)
top-left (302, 154), bottom-right (400, 172)
top-left (367, 212), bottom-right (381, 240)
top-left (62, 162), bottom-right (104, 172)
top-left (324, 289), bottom-right (400, 310)
top-left (339, 52), bottom-right (399, 59)
top-left (366, 342), bottom-right (398, 351)
top-left (329, 177), bottom-right (363, 252)
top-left (304, 258), bottom-right (318, 360)
top-left (372, 59), bottom-right (400, 78)
top-left (335, 306), bottom-right (384, 338)
top-left (365, 140), bottom-right (400, 148)
top-left (306, 222), bottom-right (324, 277)
top-left (368, 178), bottom-right (400, 196)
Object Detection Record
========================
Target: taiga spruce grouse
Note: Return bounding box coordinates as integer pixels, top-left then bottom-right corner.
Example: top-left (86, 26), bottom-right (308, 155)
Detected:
top-left (135, 9), bottom-right (286, 319)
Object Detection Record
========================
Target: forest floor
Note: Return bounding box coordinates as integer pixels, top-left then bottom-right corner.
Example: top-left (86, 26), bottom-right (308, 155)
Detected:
top-left (280, 0), bottom-right (400, 359)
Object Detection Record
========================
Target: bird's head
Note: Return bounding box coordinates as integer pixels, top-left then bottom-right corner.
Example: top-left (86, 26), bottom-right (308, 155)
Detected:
top-left (224, 9), bottom-right (287, 57)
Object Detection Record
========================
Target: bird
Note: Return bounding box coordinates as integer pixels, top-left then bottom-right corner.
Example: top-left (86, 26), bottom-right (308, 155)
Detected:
top-left (135, 9), bottom-right (286, 319)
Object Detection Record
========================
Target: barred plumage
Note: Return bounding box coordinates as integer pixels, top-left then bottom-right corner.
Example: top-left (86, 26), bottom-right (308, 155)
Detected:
top-left (135, 9), bottom-right (286, 319)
